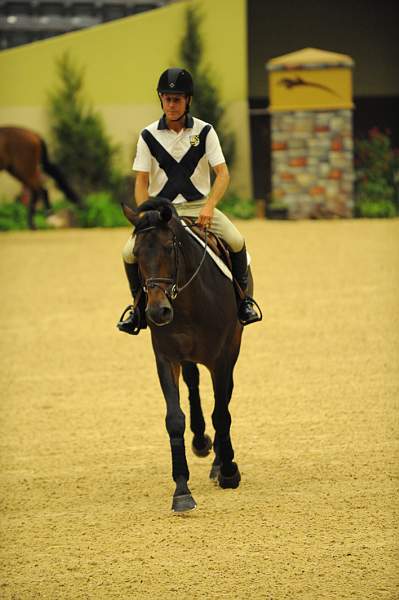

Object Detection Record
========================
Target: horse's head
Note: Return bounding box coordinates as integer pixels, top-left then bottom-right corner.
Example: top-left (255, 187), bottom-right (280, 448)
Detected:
top-left (122, 198), bottom-right (178, 327)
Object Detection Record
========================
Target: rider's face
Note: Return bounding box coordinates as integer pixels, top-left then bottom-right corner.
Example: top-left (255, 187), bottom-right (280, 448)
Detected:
top-left (161, 93), bottom-right (187, 120)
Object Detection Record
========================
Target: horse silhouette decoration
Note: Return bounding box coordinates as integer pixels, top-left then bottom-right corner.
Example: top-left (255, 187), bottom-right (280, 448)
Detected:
top-left (0, 126), bottom-right (82, 229)
top-left (122, 197), bottom-right (245, 512)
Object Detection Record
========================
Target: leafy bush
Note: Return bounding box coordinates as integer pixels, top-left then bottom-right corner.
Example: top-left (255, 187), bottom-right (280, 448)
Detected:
top-left (77, 193), bottom-right (128, 228)
top-left (218, 193), bottom-right (256, 219)
top-left (355, 128), bottom-right (399, 218)
top-left (0, 201), bottom-right (54, 231)
top-left (0, 201), bottom-right (27, 231)
top-left (356, 200), bottom-right (397, 218)
top-left (48, 52), bottom-right (123, 197)
top-left (0, 193), bottom-right (131, 230)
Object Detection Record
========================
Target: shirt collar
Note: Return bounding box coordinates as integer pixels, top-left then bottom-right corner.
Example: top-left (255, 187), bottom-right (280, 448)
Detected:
top-left (157, 113), bottom-right (194, 130)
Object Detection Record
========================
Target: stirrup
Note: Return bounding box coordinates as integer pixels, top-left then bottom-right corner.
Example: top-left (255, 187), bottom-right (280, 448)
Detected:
top-left (117, 304), bottom-right (141, 335)
top-left (238, 296), bottom-right (263, 326)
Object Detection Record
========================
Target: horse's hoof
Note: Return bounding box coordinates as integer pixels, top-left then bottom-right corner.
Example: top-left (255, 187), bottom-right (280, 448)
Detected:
top-left (218, 463), bottom-right (241, 489)
top-left (192, 434), bottom-right (212, 457)
top-left (209, 464), bottom-right (221, 481)
top-left (171, 494), bottom-right (197, 513)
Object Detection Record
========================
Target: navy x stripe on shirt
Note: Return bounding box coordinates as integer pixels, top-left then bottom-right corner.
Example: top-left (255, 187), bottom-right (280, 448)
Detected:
top-left (141, 124), bottom-right (212, 201)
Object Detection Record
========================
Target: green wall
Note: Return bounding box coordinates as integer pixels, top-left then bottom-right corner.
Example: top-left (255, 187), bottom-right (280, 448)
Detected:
top-left (0, 0), bottom-right (251, 198)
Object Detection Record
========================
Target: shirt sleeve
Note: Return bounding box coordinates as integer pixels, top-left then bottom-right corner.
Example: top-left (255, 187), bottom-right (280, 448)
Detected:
top-left (132, 132), bottom-right (152, 172)
top-left (205, 126), bottom-right (226, 167)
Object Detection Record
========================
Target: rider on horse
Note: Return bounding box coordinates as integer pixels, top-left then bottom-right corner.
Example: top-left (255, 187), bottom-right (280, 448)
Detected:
top-left (117, 67), bottom-right (261, 335)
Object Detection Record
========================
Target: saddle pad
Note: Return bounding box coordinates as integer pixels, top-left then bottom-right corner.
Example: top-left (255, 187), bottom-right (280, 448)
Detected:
top-left (182, 224), bottom-right (233, 280)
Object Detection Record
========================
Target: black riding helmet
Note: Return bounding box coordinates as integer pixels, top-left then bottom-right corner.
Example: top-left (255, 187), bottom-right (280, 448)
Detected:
top-left (157, 68), bottom-right (194, 95)
top-left (157, 68), bottom-right (193, 120)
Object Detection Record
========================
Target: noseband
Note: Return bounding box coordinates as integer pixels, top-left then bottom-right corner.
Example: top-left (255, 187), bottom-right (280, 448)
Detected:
top-left (135, 221), bottom-right (208, 302)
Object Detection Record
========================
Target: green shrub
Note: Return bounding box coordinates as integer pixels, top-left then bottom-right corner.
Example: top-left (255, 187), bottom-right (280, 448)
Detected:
top-left (356, 179), bottom-right (395, 203)
top-left (48, 52), bottom-right (123, 197)
top-left (218, 193), bottom-right (256, 219)
top-left (355, 129), bottom-right (399, 218)
top-left (356, 200), bottom-right (397, 219)
top-left (0, 194), bottom-right (131, 231)
top-left (0, 201), bottom-right (55, 231)
top-left (78, 193), bottom-right (128, 228)
top-left (33, 213), bottom-right (52, 230)
top-left (0, 201), bottom-right (27, 231)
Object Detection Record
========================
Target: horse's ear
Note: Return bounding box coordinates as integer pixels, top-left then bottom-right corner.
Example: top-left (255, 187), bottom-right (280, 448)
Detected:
top-left (160, 205), bottom-right (172, 223)
top-left (121, 203), bottom-right (140, 226)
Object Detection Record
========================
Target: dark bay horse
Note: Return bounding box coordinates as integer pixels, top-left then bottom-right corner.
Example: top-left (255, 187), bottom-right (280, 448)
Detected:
top-left (0, 126), bottom-right (81, 229)
top-left (122, 198), bottom-right (244, 513)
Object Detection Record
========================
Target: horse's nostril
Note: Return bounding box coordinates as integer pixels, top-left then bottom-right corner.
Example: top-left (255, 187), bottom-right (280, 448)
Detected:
top-left (146, 303), bottom-right (173, 326)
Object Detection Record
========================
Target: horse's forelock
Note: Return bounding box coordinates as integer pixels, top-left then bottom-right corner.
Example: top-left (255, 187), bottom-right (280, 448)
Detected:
top-left (134, 210), bottom-right (161, 233)
top-left (134, 197), bottom-right (176, 233)
top-left (138, 197), bottom-right (175, 214)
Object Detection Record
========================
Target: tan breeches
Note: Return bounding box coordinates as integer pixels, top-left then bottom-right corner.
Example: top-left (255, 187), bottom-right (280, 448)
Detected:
top-left (122, 200), bottom-right (245, 264)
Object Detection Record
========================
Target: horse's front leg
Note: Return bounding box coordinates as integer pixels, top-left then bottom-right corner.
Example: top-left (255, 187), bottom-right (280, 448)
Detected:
top-left (155, 356), bottom-right (197, 513)
top-left (182, 361), bottom-right (212, 457)
top-left (211, 360), bottom-right (241, 489)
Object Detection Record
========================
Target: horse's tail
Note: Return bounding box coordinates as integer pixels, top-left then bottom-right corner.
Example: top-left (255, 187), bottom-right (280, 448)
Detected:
top-left (39, 139), bottom-right (82, 206)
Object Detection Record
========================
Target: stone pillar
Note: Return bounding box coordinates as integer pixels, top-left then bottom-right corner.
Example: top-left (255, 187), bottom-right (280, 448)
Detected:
top-left (267, 47), bottom-right (355, 218)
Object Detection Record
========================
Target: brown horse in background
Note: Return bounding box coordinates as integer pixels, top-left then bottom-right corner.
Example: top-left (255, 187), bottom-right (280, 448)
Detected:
top-left (0, 126), bottom-right (82, 229)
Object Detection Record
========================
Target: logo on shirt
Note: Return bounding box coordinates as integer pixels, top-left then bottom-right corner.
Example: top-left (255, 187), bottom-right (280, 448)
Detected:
top-left (189, 135), bottom-right (200, 147)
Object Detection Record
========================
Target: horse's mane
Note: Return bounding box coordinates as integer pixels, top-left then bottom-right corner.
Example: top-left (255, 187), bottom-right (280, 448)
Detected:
top-left (134, 197), bottom-right (177, 233)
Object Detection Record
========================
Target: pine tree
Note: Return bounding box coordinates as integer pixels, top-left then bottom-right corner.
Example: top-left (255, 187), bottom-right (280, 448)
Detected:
top-left (179, 6), bottom-right (236, 166)
top-left (48, 52), bottom-right (120, 196)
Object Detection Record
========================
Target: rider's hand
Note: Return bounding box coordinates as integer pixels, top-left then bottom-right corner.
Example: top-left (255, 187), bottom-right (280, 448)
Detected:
top-left (197, 205), bottom-right (214, 229)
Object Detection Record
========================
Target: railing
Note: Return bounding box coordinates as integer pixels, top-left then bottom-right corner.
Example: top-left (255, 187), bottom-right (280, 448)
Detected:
top-left (0, 0), bottom-right (166, 48)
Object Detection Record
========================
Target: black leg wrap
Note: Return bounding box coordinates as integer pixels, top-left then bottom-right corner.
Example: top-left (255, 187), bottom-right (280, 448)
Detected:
top-left (182, 362), bottom-right (205, 437)
top-left (192, 433), bottom-right (212, 457)
top-left (170, 438), bottom-right (189, 481)
top-left (219, 434), bottom-right (234, 467)
top-left (218, 462), bottom-right (241, 488)
top-left (190, 397), bottom-right (206, 437)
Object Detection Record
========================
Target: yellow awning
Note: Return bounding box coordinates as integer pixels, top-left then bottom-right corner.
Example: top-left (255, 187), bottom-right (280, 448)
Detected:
top-left (267, 47), bottom-right (354, 71)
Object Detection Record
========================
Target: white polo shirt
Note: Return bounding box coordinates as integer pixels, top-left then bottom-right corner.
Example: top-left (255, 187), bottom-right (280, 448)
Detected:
top-left (132, 115), bottom-right (225, 204)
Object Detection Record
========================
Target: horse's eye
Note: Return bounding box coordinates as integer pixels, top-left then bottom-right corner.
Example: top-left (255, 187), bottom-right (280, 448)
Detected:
top-left (165, 244), bottom-right (173, 254)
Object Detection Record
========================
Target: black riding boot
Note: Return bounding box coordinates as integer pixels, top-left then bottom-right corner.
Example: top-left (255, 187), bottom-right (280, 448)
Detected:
top-left (230, 245), bottom-right (261, 326)
top-left (117, 262), bottom-right (147, 335)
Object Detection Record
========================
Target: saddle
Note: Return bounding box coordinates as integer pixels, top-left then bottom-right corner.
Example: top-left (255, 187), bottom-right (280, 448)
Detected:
top-left (181, 217), bottom-right (245, 301)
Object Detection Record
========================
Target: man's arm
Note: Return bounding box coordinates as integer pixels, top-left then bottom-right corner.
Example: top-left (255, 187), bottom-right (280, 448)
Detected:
top-left (197, 162), bottom-right (230, 228)
top-left (134, 171), bottom-right (150, 206)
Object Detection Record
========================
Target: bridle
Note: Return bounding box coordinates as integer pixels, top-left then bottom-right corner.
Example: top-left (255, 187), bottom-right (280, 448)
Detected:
top-left (135, 219), bottom-right (209, 302)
